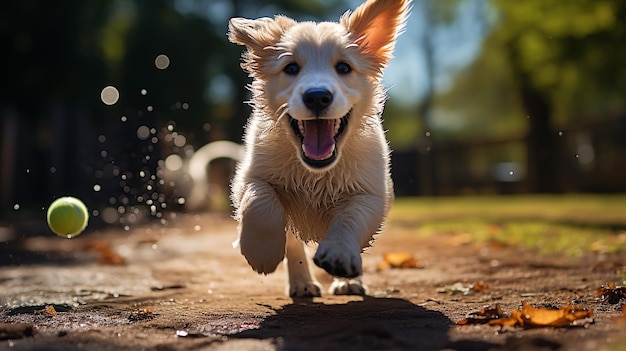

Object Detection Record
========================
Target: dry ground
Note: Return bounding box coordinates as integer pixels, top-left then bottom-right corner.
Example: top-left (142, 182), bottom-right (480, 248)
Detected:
top-left (1, 212), bottom-right (626, 351)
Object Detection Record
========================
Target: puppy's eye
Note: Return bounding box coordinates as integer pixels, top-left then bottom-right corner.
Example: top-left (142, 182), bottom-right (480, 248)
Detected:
top-left (335, 62), bottom-right (352, 75)
top-left (283, 62), bottom-right (300, 75)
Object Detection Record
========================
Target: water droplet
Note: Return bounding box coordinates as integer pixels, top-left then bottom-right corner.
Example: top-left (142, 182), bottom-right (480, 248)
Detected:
top-left (558, 131), bottom-right (563, 136)
top-left (509, 171), bottom-right (514, 176)
top-left (93, 184), bottom-right (102, 192)
top-left (182, 102), bottom-right (189, 110)
top-left (13, 203), bottom-right (20, 210)
top-left (136, 126), bottom-right (150, 140)
top-left (141, 89), bottom-right (147, 96)
top-left (101, 86), bottom-right (120, 105)
top-left (50, 167), bottom-right (57, 174)
top-left (194, 225), bottom-right (201, 231)
top-left (101, 207), bottom-right (119, 224)
top-left (177, 197), bottom-right (186, 205)
top-left (155, 54), bottom-right (170, 70)
top-left (165, 154), bottom-right (183, 171)
top-left (425, 131), bottom-right (431, 137)
top-left (121, 115), bottom-right (127, 122)
top-left (147, 105), bottom-right (153, 112)
top-left (173, 135), bottom-right (187, 147)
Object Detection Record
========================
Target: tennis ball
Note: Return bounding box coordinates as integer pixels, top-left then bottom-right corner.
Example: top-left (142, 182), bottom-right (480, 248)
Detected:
top-left (47, 197), bottom-right (89, 238)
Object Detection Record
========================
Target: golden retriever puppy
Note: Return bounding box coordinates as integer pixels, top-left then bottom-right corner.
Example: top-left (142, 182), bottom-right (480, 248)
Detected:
top-left (228, 0), bottom-right (409, 297)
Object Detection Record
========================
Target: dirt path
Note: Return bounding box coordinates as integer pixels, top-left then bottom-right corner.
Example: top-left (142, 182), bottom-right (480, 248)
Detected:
top-left (1, 213), bottom-right (625, 350)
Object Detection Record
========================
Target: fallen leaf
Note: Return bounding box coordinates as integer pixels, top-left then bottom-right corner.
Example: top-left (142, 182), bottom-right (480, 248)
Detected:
top-left (457, 305), bottom-right (504, 325)
top-left (128, 307), bottom-right (157, 322)
top-left (471, 304), bottom-right (504, 318)
top-left (472, 282), bottom-right (490, 292)
top-left (34, 305), bottom-right (57, 316)
top-left (597, 283), bottom-right (626, 304)
top-left (488, 302), bottom-right (593, 328)
top-left (377, 252), bottom-right (420, 271)
top-left (84, 241), bottom-right (126, 265)
top-left (458, 302), bottom-right (593, 328)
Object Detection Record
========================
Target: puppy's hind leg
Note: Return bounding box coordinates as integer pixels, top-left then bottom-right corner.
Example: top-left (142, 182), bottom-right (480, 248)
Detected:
top-left (236, 181), bottom-right (287, 274)
top-left (330, 277), bottom-right (367, 296)
top-left (285, 231), bottom-right (322, 297)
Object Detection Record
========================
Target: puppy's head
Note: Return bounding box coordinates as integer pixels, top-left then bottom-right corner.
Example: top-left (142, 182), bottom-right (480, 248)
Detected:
top-left (229, 0), bottom-right (409, 171)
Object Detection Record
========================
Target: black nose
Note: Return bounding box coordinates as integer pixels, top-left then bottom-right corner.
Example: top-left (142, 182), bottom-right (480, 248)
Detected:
top-left (303, 88), bottom-right (333, 115)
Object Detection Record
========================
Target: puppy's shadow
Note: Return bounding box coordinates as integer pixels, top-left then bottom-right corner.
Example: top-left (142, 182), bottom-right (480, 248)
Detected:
top-left (234, 296), bottom-right (493, 351)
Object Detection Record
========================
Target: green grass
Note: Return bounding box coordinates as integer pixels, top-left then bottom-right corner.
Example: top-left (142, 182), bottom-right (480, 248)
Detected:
top-left (389, 195), bottom-right (626, 256)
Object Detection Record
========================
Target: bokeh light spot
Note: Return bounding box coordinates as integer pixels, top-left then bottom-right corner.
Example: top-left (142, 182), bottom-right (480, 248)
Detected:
top-left (155, 54), bottom-right (170, 70)
top-left (165, 154), bottom-right (183, 171)
top-left (136, 125), bottom-right (150, 140)
top-left (101, 86), bottom-right (120, 105)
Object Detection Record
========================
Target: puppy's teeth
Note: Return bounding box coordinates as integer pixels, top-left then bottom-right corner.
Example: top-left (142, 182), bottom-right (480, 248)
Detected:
top-left (298, 120), bottom-right (305, 135)
top-left (329, 144), bottom-right (336, 159)
top-left (334, 119), bottom-right (340, 134)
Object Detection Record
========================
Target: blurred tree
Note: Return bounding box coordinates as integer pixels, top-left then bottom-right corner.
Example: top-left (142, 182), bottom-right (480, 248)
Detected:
top-left (436, 0), bottom-right (626, 192)
top-left (389, 0), bottom-right (487, 195)
top-left (494, 0), bottom-right (626, 192)
top-left (1, 0), bottom-right (110, 112)
top-left (1, 1), bottom-right (112, 211)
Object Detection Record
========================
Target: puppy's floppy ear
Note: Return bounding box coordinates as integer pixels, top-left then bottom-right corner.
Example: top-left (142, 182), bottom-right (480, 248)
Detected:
top-left (341, 0), bottom-right (410, 69)
top-left (228, 16), bottom-right (296, 74)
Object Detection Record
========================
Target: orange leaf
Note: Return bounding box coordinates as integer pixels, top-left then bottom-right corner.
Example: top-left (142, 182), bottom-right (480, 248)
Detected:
top-left (378, 252), bottom-right (420, 270)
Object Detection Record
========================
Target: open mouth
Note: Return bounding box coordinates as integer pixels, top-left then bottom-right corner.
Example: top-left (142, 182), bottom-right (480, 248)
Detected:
top-left (289, 110), bottom-right (351, 169)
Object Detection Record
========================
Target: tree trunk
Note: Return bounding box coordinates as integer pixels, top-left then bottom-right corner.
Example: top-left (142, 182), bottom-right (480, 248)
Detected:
top-left (506, 41), bottom-right (557, 193)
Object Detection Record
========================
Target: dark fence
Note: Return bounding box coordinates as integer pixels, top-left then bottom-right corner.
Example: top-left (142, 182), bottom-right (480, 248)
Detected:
top-left (391, 115), bottom-right (626, 196)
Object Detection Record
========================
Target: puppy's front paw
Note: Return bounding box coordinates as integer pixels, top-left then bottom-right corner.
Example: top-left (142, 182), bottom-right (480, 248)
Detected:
top-left (240, 234), bottom-right (285, 274)
top-left (313, 241), bottom-right (362, 278)
top-left (330, 277), bottom-right (367, 295)
top-left (289, 280), bottom-right (322, 298)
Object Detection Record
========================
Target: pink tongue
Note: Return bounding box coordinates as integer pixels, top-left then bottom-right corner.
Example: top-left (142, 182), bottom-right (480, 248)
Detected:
top-left (302, 119), bottom-right (335, 160)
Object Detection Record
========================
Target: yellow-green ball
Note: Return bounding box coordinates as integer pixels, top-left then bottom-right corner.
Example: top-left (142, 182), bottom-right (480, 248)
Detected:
top-left (47, 197), bottom-right (89, 238)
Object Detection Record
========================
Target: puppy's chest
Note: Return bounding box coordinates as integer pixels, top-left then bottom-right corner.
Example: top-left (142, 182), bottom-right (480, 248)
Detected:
top-left (272, 179), bottom-right (358, 227)
top-left (274, 185), bottom-right (350, 241)
top-left (273, 181), bottom-right (354, 211)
